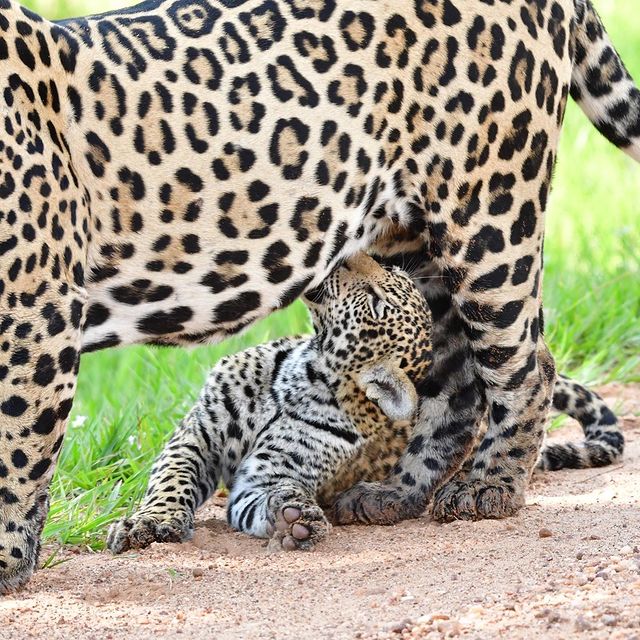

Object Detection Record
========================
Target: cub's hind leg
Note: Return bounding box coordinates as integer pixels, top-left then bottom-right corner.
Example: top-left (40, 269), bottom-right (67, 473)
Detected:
top-left (227, 445), bottom-right (333, 552)
top-left (228, 474), bottom-right (331, 552)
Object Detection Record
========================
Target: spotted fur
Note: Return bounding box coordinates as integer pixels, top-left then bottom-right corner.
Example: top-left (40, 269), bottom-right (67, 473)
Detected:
top-left (109, 251), bottom-right (621, 549)
top-left (538, 375), bottom-right (624, 470)
top-left (107, 253), bottom-right (433, 552)
top-left (0, 0), bottom-right (638, 591)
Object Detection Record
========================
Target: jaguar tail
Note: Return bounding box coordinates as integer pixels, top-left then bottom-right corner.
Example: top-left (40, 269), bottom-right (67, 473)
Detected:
top-left (571, 0), bottom-right (640, 162)
top-left (537, 375), bottom-right (624, 470)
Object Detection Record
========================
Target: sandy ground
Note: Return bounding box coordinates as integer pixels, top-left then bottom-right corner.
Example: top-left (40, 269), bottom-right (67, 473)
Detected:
top-left (1, 384), bottom-right (639, 640)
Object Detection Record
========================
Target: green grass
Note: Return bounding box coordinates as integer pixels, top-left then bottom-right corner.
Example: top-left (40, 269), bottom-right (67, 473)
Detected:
top-left (20, 0), bottom-right (640, 549)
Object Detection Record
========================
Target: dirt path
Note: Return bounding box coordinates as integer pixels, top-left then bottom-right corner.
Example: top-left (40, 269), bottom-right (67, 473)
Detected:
top-left (1, 384), bottom-right (639, 640)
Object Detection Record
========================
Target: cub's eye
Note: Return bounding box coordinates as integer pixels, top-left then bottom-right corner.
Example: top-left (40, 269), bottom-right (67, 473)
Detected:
top-left (304, 283), bottom-right (326, 305)
top-left (365, 285), bottom-right (390, 320)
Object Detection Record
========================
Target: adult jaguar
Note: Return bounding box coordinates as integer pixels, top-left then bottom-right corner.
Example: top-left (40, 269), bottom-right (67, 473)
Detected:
top-left (0, 0), bottom-right (638, 591)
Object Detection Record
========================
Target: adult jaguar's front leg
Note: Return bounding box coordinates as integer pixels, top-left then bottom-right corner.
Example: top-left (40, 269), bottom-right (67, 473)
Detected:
top-left (332, 252), bottom-right (485, 525)
top-left (0, 292), bottom-right (84, 593)
top-left (431, 207), bottom-right (557, 522)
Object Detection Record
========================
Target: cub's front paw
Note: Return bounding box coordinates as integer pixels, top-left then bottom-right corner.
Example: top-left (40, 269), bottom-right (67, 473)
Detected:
top-left (107, 511), bottom-right (194, 554)
top-left (267, 503), bottom-right (330, 551)
top-left (432, 479), bottom-right (524, 522)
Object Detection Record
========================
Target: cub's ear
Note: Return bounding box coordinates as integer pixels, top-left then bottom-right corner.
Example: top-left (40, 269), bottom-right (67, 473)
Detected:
top-left (359, 361), bottom-right (417, 422)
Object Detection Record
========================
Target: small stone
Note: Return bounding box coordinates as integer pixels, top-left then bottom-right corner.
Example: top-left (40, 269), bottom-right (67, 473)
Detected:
top-left (575, 573), bottom-right (589, 586)
top-left (386, 618), bottom-right (412, 633)
top-left (539, 528), bottom-right (553, 538)
top-left (437, 621), bottom-right (462, 637)
top-left (576, 551), bottom-right (584, 560)
top-left (620, 546), bottom-right (633, 556)
top-left (574, 615), bottom-right (591, 631)
top-left (192, 568), bottom-right (204, 578)
top-left (547, 611), bottom-right (564, 624)
top-left (431, 614), bottom-right (450, 621)
top-left (602, 614), bottom-right (618, 627)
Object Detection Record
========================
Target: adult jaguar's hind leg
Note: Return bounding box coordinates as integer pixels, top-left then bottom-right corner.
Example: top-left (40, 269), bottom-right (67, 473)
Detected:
top-left (0, 294), bottom-right (84, 593)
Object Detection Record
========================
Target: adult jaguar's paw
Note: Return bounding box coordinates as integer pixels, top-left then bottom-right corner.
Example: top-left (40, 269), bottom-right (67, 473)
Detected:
top-left (0, 546), bottom-right (37, 596)
top-left (267, 503), bottom-right (330, 552)
top-left (107, 512), bottom-right (194, 554)
top-left (0, 491), bottom-right (49, 594)
top-left (432, 479), bottom-right (524, 522)
top-left (330, 481), bottom-right (426, 526)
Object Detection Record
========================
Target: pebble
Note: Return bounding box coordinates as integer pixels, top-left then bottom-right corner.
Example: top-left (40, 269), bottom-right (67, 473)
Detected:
top-left (437, 621), bottom-right (462, 637)
top-left (385, 618), bottom-right (412, 633)
top-left (602, 614), bottom-right (618, 627)
top-left (574, 615), bottom-right (592, 631)
top-left (575, 573), bottom-right (589, 587)
top-left (538, 528), bottom-right (553, 538)
top-left (192, 568), bottom-right (204, 578)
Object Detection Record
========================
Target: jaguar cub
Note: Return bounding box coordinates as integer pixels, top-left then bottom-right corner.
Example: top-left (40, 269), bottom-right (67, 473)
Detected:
top-left (107, 253), bottom-right (432, 552)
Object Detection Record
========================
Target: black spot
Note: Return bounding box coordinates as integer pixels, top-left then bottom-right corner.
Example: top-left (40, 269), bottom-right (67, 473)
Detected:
top-left (58, 347), bottom-right (77, 374)
top-left (510, 200), bottom-right (537, 245)
top-left (84, 303), bottom-right (110, 328)
top-left (28, 458), bottom-right (51, 480)
top-left (137, 307), bottom-right (194, 335)
top-left (33, 354), bottom-right (56, 387)
top-left (33, 408), bottom-right (57, 435)
top-left (470, 265), bottom-right (509, 291)
top-left (491, 402), bottom-right (509, 424)
top-left (511, 255), bottom-right (534, 285)
top-left (476, 345), bottom-right (519, 369)
top-left (262, 241), bottom-right (292, 284)
top-left (213, 291), bottom-right (261, 324)
top-left (11, 449), bottom-right (27, 469)
top-left (279, 275), bottom-right (313, 309)
top-left (1, 395), bottom-right (27, 417)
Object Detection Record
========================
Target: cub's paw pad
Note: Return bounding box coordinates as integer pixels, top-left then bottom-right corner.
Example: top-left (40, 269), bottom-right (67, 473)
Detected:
top-left (267, 503), bottom-right (330, 551)
top-left (432, 480), bottom-right (522, 523)
top-left (106, 513), bottom-right (193, 554)
top-left (330, 482), bottom-right (421, 526)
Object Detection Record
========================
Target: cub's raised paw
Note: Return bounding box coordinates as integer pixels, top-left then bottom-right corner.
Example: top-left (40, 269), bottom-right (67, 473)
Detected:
top-left (267, 503), bottom-right (330, 552)
top-left (106, 512), bottom-right (194, 554)
top-left (432, 479), bottom-right (524, 523)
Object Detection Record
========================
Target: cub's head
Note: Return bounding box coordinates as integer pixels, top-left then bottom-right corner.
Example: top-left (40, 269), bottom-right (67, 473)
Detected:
top-left (304, 253), bottom-right (432, 422)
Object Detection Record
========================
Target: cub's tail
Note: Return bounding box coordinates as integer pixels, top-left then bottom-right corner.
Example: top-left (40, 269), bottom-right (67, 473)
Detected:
top-left (571, 0), bottom-right (640, 162)
top-left (537, 375), bottom-right (624, 471)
